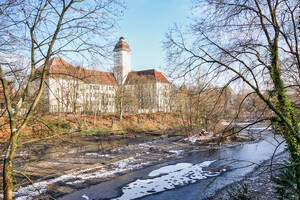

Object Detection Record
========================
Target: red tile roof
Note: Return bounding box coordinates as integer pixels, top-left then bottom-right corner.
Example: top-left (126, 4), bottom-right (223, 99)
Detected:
top-left (37, 57), bottom-right (117, 85)
top-left (37, 57), bottom-right (169, 85)
top-left (154, 70), bottom-right (169, 83)
top-left (125, 69), bottom-right (169, 84)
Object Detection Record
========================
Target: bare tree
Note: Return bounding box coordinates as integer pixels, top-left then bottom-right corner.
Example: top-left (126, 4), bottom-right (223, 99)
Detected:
top-left (164, 0), bottom-right (300, 193)
top-left (0, 0), bottom-right (123, 199)
top-left (133, 79), bottom-right (156, 113)
top-left (113, 66), bottom-right (127, 120)
top-left (171, 81), bottom-right (232, 133)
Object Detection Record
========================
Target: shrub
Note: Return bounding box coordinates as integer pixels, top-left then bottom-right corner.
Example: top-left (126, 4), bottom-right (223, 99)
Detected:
top-left (272, 165), bottom-right (300, 200)
top-left (79, 128), bottom-right (111, 136)
top-left (226, 183), bottom-right (253, 200)
top-left (47, 120), bottom-right (71, 130)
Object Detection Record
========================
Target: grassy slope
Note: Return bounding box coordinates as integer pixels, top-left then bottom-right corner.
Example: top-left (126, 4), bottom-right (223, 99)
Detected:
top-left (0, 112), bottom-right (186, 140)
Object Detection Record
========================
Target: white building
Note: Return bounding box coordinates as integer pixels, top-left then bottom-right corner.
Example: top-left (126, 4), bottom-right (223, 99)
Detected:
top-left (37, 37), bottom-right (171, 113)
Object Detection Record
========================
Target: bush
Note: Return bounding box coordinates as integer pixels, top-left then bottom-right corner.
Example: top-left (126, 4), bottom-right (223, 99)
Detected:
top-left (47, 120), bottom-right (71, 130)
top-left (272, 165), bottom-right (300, 200)
top-left (226, 183), bottom-right (253, 200)
top-left (79, 128), bottom-right (111, 136)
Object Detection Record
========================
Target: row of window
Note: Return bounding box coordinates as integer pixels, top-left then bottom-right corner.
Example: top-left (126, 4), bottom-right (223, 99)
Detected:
top-left (56, 81), bottom-right (115, 91)
top-left (49, 105), bottom-right (115, 112)
top-left (88, 85), bottom-right (115, 91)
top-left (54, 90), bottom-right (115, 99)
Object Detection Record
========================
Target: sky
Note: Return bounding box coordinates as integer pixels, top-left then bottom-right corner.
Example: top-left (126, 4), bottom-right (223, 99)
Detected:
top-left (115, 0), bottom-right (192, 73)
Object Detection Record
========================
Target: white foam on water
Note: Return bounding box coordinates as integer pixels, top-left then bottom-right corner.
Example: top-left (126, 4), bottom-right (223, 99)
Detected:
top-left (113, 160), bottom-right (219, 200)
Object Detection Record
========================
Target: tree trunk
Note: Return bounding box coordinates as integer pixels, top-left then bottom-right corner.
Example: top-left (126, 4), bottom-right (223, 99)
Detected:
top-left (120, 91), bottom-right (123, 121)
top-left (270, 43), bottom-right (300, 192)
top-left (120, 105), bottom-right (123, 121)
top-left (93, 110), bottom-right (97, 126)
top-left (3, 130), bottom-right (20, 200)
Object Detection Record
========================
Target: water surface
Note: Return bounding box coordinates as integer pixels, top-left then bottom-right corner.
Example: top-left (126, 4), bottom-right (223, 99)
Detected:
top-left (61, 129), bottom-right (285, 200)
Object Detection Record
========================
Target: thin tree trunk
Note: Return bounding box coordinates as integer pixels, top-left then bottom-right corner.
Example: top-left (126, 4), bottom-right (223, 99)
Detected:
top-left (120, 87), bottom-right (123, 121)
top-left (3, 129), bottom-right (19, 200)
top-left (120, 98), bottom-right (123, 121)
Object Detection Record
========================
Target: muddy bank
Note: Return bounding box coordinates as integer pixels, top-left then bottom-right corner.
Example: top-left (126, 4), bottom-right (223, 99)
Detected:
top-left (0, 132), bottom-right (196, 199)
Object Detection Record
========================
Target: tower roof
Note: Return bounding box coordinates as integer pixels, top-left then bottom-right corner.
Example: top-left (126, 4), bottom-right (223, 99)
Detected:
top-left (113, 37), bottom-right (131, 52)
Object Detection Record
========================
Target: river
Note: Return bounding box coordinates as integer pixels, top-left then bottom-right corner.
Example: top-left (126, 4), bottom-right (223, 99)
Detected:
top-left (60, 128), bottom-right (286, 200)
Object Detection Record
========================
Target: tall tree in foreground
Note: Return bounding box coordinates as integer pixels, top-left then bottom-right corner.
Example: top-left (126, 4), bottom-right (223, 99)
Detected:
top-left (0, 0), bottom-right (122, 199)
top-left (164, 0), bottom-right (299, 192)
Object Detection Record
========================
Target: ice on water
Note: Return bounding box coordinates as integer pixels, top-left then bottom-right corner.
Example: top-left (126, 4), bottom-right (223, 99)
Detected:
top-left (114, 160), bottom-right (220, 200)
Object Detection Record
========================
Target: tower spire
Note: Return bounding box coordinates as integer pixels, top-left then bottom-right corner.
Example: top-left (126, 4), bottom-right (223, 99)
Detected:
top-left (113, 37), bottom-right (131, 84)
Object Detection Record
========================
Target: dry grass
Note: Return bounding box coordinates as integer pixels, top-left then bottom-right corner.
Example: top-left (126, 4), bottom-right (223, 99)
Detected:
top-left (0, 112), bottom-right (185, 140)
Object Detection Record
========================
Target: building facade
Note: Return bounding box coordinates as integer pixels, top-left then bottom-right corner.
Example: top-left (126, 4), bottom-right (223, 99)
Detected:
top-left (37, 37), bottom-right (171, 113)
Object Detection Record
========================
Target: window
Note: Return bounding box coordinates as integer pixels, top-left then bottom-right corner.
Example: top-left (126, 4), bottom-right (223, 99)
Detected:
top-left (115, 54), bottom-right (121, 65)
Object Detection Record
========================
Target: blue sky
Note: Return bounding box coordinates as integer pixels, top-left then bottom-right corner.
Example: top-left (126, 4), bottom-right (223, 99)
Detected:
top-left (115, 0), bottom-right (191, 72)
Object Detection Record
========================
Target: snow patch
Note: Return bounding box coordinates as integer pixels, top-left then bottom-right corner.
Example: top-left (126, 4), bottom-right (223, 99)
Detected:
top-left (113, 157), bottom-right (136, 169)
top-left (85, 153), bottom-right (101, 156)
top-left (184, 135), bottom-right (199, 143)
top-left (81, 194), bottom-right (90, 200)
top-left (66, 179), bottom-right (86, 185)
top-left (13, 157), bottom-right (150, 200)
top-left (169, 150), bottom-right (184, 155)
top-left (247, 127), bottom-right (272, 131)
top-left (184, 132), bottom-right (214, 143)
top-left (221, 121), bottom-right (230, 126)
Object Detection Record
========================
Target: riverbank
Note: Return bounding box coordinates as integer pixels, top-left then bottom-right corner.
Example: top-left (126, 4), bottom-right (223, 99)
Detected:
top-left (0, 112), bottom-right (200, 140)
top-left (210, 151), bottom-right (289, 200)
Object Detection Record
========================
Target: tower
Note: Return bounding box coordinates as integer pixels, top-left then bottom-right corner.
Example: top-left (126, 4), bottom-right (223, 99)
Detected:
top-left (113, 37), bottom-right (131, 84)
